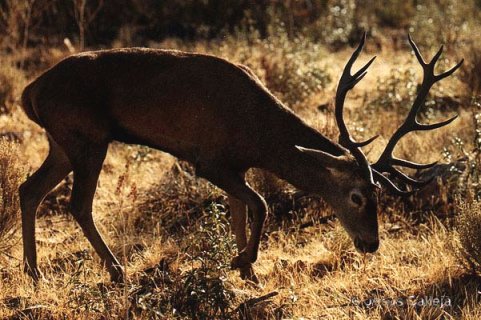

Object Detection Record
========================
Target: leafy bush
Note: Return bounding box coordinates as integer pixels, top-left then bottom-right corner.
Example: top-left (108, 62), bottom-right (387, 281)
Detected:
top-left (130, 203), bottom-right (237, 319)
top-left (172, 203), bottom-right (236, 319)
top-left (368, 65), bottom-right (454, 118)
top-left (302, 0), bottom-right (358, 48)
top-left (260, 34), bottom-right (331, 110)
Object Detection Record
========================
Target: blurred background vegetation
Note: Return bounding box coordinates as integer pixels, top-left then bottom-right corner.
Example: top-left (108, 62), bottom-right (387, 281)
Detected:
top-left (2, 0), bottom-right (481, 111)
top-left (1, 0), bottom-right (480, 50)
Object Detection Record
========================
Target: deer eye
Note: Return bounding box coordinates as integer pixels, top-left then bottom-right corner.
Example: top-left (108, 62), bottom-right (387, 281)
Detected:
top-left (351, 192), bottom-right (363, 207)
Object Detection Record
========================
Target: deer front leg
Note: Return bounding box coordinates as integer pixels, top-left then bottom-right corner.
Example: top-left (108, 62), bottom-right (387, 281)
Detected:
top-left (229, 190), bottom-right (267, 269)
top-left (228, 195), bottom-right (259, 283)
top-left (201, 167), bottom-right (267, 283)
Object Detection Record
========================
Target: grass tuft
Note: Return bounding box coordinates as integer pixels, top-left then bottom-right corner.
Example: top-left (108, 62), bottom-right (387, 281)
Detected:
top-left (0, 139), bottom-right (24, 254)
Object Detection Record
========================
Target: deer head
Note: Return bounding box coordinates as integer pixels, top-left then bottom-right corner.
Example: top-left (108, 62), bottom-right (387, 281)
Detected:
top-left (298, 33), bottom-right (463, 253)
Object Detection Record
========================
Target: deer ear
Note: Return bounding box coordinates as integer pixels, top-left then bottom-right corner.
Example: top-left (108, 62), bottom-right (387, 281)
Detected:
top-left (295, 146), bottom-right (348, 170)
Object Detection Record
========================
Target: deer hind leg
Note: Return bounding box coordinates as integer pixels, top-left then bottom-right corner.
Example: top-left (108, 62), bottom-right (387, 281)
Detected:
top-left (66, 141), bottom-right (123, 283)
top-left (19, 134), bottom-right (72, 281)
top-left (200, 167), bottom-right (267, 283)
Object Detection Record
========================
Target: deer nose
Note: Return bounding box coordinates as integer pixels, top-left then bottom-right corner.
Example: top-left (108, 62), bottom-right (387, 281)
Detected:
top-left (354, 236), bottom-right (379, 253)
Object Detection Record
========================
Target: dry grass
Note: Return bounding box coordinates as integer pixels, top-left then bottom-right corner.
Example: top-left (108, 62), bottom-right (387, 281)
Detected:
top-left (1, 19), bottom-right (481, 320)
top-left (452, 197), bottom-right (481, 274)
top-left (0, 61), bottom-right (26, 115)
top-left (0, 139), bottom-right (24, 254)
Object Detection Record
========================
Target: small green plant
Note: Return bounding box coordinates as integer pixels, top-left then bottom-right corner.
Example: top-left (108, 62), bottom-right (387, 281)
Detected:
top-left (307, 0), bottom-right (357, 47)
top-left (172, 203), bottom-right (236, 319)
top-left (135, 161), bottom-right (222, 236)
top-left (130, 203), bottom-right (236, 319)
top-left (368, 65), bottom-right (452, 124)
top-left (262, 36), bottom-right (332, 110)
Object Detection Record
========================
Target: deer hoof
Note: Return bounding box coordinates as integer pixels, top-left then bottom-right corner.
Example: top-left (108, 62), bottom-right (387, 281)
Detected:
top-left (110, 272), bottom-right (124, 283)
top-left (109, 266), bottom-right (125, 283)
top-left (25, 266), bottom-right (44, 283)
top-left (240, 265), bottom-right (260, 285)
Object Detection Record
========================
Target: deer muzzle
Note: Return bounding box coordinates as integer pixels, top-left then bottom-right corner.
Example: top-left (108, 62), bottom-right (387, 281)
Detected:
top-left (354, 236), bottom-right (379, 253)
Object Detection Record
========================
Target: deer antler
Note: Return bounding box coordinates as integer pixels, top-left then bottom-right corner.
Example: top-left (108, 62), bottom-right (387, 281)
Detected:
top-left (335, 33), bottom-right (462, 195)
top-left (371, 34), bottom-right (464, 195)
top-left (335, 32), bottom-right (378, 149)
top-left (335, 32), bottom-right (378, 185)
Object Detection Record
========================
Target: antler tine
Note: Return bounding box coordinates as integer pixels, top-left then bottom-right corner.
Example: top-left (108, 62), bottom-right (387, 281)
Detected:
top-left (391, 158), bottom-right (438, 170)
top-left (372, 170), bottom-right (415, 196)
top-left (341, 32), bottom-right (367, 79)
top-left (336, 32), bottom-right (378, 149)
top-left (355, 134), bottom-right (380, 147)
top-left (372, 34), bottom-right (462, 194)
top-left (436, 59), bottom-right (464, 81)
top-left (416, 114), bottom-right (458, 131)
top-left (389, 167), bottom-right (434, 188)
top-left (407, 34), bottom-right (426, 66)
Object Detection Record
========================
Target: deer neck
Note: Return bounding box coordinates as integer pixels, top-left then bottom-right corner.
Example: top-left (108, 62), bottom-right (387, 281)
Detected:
top-left (266, 146), bottom-right (341, 205)
top-left (260, 117), bottom-right (346, 199)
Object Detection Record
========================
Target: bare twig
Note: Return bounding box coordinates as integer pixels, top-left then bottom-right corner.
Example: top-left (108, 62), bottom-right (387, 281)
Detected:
top-left (72, 0), bottom-right (104, 50)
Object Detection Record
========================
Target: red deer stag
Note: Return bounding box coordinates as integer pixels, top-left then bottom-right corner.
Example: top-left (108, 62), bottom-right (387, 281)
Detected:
top-left (20, 34), bottom-right (462, 283)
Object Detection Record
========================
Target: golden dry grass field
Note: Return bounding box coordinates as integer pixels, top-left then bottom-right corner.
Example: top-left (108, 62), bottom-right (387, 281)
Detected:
top-left (1, 1), bottom-right (481, 319)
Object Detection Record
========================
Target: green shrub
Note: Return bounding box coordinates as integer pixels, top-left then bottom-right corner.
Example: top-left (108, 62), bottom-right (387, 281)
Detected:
top-left (172, 203), bottom-right (236, 319)
top-left (368, 65), bottom-right (452, 118)
top-left (135, 161), bottom-right (222, 236)
top-left (130, 203), bottom-right (237, 319)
